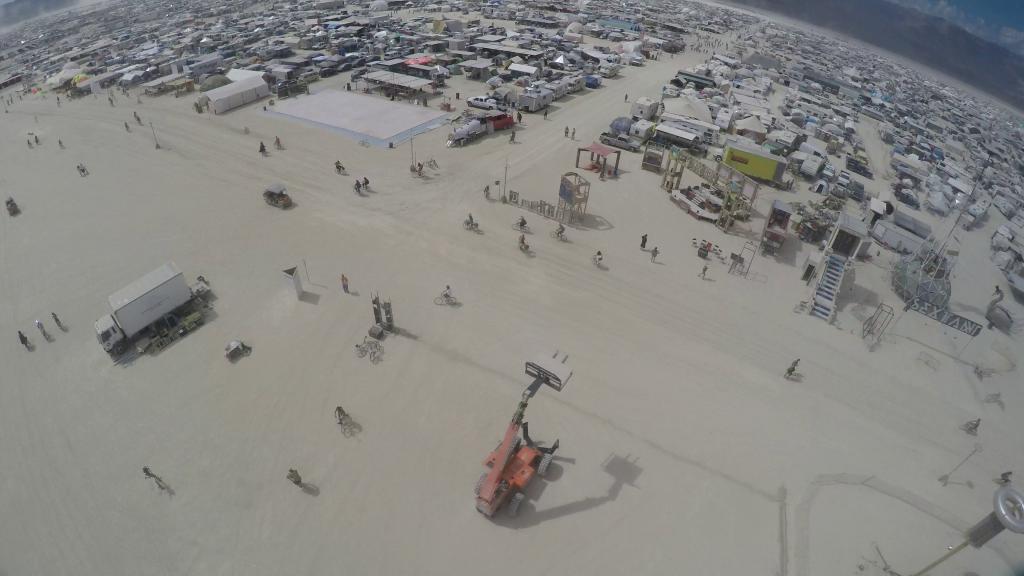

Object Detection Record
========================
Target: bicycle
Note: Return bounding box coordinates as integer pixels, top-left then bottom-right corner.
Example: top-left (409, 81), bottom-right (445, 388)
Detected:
top-left (354, 336), bottom-right (382, 358)
top-left (512, 221), bottom-right (531, 233)
top-left (434, 293), bottom-right (458, 306)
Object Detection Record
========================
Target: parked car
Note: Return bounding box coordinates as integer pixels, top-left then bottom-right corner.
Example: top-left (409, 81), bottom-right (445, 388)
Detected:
top-left (467, 96), bottom-right (500, 110)
top-left (599, 131), bottom-right (641, 152)
top-left (837, 170), bottom-right (851, 188)
top-left (894, 188), bottom-right (920, 210)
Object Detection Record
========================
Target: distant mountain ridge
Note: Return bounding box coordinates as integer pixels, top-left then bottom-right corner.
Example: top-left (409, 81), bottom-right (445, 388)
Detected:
top-left (723, 0), bottom-right (1024, 111)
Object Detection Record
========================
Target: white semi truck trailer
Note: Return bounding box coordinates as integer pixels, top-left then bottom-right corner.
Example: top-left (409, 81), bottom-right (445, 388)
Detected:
top-left (94, 262), bottom-right (206, 355)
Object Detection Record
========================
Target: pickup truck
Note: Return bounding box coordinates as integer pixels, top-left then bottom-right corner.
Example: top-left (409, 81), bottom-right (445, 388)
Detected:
top-left (599, 131), bottom-right (641, 152)
top-left (894, 188), bottom-right (920, 210)
top-left (467, 96), bottom-right (501, 110)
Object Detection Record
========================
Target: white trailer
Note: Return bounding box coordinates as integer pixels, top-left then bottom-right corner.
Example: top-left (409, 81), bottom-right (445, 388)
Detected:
top-left (631, 97), bottom-right (659, 121)
top-left (94, 262), bottom-right (195, 354)
top-left (654, 124), bottom-right (701, 149)
top-left (800, 156), bottom-right (824, 179)
top-left (518, 88), bottom-right (554, 112)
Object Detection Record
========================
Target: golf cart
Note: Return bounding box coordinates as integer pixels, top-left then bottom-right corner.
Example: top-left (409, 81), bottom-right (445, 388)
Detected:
top-left (225, 340), bottom-right (252, 361)
top-left (263, 183), bottom-right (293, 209)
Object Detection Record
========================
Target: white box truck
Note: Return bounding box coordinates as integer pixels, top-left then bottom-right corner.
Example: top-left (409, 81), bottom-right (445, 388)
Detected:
top-left (94, 262), bottom-right (198, 355)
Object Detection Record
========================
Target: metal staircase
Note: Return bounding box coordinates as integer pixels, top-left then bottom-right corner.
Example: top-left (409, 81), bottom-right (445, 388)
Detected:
top-left (810, 253), bottom-right (847, 321)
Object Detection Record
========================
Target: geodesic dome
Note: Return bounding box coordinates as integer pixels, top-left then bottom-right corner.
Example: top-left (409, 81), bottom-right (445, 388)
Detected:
top-left (891, 248), bottom-right (952, 308)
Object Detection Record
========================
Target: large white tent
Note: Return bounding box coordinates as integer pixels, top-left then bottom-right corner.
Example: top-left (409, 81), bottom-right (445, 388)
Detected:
top-left (199, 75), bottom-right (269, 114)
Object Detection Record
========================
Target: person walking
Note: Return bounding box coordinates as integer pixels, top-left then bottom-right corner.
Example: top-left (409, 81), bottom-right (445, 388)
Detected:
top-left (51, 312), bottom-right (64, 330)
top-left (699, 264), bottom-right (708, 279)
top-left (335, 405), bottom-right (348, 424)
top-left (650, 246), bottom-right (659, 262)
top-left (340, 274), bottom-right (349, 294)
top-left (564, 126), bottom-right (569, 138)
top-left (543, 108), bottom-right (548, 120)
top-left (571, 128), bottom-right (575, 140)
top-left (785, 359), bottom-right (800, 379)
top-left (143, 466), bottom-right (171, 492)
top-left (640, 233), bottom-right (648, 249)
top-left (483, 184), bottom-right (490, 199)
top-left (516, 111), bottom-right (522, 123)
top-left (624, 93), bottom-right (629, 102)
top-left (287, 468), bottom-right (303, 485)
top-left (18, 330), bottom-right (30, 350)
top-left (34, 319), bottom-right (48, 339)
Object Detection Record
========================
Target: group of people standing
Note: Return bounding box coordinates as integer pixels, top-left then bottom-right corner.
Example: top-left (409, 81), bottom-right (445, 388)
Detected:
top-left (17, 313), bottom-right (64, 351)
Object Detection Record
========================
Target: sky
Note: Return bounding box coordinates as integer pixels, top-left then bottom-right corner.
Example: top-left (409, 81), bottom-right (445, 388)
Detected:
top-left (888, 0), bottom-right (1024, 54)
top-left (943, 0), bottom-right (1024, 29)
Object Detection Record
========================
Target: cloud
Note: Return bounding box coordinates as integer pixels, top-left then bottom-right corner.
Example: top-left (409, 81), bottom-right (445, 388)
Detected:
top-left (887, 0), bottom-right (1024, 55)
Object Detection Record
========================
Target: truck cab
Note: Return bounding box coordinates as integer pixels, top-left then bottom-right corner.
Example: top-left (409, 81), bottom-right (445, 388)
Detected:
top-left (94, 314), bottom-right (124, 352)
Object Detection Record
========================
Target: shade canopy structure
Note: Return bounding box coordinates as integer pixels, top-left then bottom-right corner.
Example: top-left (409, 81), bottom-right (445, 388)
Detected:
top-left (362, 70), bottom-right (434, 93)
top-left (404, 55), bottom-right (435, 66)
top-left (575, 142), bottom-right (621, 177)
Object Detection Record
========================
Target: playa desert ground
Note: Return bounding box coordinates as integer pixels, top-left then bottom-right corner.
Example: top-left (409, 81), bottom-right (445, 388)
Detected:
top-left (1, 21), bottom-right (1022, 576)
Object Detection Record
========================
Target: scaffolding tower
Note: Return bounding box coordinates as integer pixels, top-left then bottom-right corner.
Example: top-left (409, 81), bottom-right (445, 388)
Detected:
top-left (555, 172), bottom-right (590, 224)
